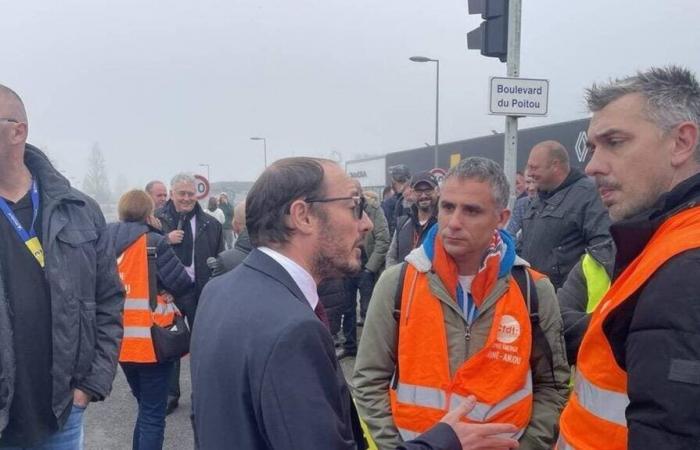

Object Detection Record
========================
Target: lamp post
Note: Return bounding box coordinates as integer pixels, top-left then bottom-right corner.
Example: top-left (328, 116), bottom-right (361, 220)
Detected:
top-left (250, 137), bottom-right (268, 168)
top-left (409, 56), bottom-right (440, 169)
top-left (199, 163), bottom-right (210, 181)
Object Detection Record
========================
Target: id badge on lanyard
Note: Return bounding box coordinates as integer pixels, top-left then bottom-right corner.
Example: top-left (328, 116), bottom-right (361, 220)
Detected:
top-left (0, 179), bottom-right (45, 268)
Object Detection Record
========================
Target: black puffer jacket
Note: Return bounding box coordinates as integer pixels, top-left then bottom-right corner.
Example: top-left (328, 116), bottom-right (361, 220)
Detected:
top-left (604, 173), bottom-right (700, 449)
top-left (106, 222), bottom-right (193, 297)
top-left (0, 145), bottom-right (125, 434)
top-left (318, 278), bottom-right (347, 336)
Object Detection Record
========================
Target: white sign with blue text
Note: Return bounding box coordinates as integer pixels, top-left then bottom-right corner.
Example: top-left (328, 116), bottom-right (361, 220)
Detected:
top-left (489, 77), bottom-right (549, 116)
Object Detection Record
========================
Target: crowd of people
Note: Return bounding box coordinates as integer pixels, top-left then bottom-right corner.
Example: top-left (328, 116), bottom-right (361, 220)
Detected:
top-left (0, 64), bottom-right (699, 450)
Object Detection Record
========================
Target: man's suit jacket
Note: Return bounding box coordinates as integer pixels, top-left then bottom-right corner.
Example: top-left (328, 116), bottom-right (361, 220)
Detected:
top-left (190, 249), bottom-right (366, 450)
top-left (191, 249), bottom-right (460, 450)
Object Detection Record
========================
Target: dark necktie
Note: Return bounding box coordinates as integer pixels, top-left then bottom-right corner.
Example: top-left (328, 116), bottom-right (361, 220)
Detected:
top-left (314, 302), bottom-right (330, 330)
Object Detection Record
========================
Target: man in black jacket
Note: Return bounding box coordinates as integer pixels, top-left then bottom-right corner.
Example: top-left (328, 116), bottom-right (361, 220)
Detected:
top-left (520, 140), bottom-right (611, 288)
top-left (191, 157), bottom-right (518, 450)
top-left (557, 66), bottom-right (700, 449)
top-left (386, 171), bottom-right (439, 268)
top-left (384, 164), bottom-right (411, 236)
top-left (0, 85), bottom-right (124, 448)
top-left (156, 172), bottom-right (223, 414)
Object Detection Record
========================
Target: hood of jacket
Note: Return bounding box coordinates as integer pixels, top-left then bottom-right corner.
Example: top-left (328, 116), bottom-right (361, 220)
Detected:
top-left (405, 224), bottom-right (528, 306)
top-left (106, 221), bottom-right (150, 256)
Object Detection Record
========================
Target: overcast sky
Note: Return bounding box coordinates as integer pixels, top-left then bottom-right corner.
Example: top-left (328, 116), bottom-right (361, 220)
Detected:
top-left (2, 0), bottom-right (699, 189)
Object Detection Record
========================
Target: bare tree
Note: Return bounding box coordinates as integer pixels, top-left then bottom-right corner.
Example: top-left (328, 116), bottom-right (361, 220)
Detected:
top-left (83, 143), bottom-right (112, 203)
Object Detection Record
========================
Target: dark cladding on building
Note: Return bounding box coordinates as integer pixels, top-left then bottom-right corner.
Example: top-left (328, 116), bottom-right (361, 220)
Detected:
top-left (385, 118), bottom-right (590, 176)
top-left (346, 119), bottom-right (591, 190)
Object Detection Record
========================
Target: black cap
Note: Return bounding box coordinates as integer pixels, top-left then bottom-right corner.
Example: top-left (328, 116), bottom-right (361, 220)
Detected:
top-left (388, 164), bottom-right (411, 182)
top-left (411, 171), bottom-right (438, 189)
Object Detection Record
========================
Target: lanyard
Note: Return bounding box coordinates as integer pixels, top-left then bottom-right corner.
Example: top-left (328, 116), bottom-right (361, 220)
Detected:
top-left (0, 179), bottom-right (44, 267)
top-left (456, 285), bottom-right (478, 326)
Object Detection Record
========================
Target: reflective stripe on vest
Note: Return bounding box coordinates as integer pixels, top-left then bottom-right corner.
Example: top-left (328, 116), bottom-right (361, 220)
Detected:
top-left (574, 370), bottom-right (628, 426)
top-left (581, 254), bottom-right (610, 313)
top-left (395, 370), bottom-right (533, 423)
top-left (559, 206), bottom-right (700, 450)
top-left (117, 234), bottom-right (175, 363)
top-left (390, 264), bottom-right (534, 439)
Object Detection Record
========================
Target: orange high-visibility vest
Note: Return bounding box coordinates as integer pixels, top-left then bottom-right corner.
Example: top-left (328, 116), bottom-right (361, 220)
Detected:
top-left (390, 264), bottom-right (535, 440)
top-left (558, 206), bottom-right (700, 450)
top-left (117, 234), bottom-right (175, 363)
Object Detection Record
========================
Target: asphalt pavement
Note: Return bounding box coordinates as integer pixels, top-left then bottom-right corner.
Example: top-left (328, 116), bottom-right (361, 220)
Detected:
top-left (84, 348), bottom-right (357, 449)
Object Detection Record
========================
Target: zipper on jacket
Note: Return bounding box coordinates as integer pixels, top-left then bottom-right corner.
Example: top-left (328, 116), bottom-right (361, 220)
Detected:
top-left (464, 325), bottom-right (471, 341)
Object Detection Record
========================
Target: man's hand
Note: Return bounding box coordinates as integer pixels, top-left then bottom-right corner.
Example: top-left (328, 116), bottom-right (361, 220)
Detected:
top-left (147, 215), bottom-right (162, 230)
top-left (73, 388), bottom-right (91, 408)
top-left (168, 230), bottom-right (185, 245)
top-left (440, 396), bottom-right (519, 450)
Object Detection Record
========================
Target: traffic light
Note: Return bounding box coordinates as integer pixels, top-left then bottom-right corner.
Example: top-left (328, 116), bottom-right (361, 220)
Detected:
top-left (466, 0), bottom-right (509, 62)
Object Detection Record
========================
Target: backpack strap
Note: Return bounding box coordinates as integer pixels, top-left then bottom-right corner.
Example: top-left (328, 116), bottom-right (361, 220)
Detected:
top-left (511, 265), bottom-right (555, 380)
top-left (146, 233), bottom-right (159, 312)
top-left (391, 263), bottom-right (409, 390)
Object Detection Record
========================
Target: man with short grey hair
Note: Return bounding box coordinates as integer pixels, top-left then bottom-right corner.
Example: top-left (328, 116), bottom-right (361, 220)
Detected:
top-left (558, 66), bottom-right (700, 450)
top-left (156, 172), bottom-right (223, 414)
top-left (354, 157), bottom-right (569, 450)
top-left (520, 140), bottom-right (611, 288)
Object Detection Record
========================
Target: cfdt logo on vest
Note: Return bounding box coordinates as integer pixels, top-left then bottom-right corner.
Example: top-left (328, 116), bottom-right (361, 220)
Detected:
top-left (497, 315), bottom-right (521, 344)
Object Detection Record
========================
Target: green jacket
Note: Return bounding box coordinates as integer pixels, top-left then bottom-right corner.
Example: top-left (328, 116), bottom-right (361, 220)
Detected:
top-left (363, 196), bottom-right (391, 274)
top-left (352, 248), bottom-right (570, 450)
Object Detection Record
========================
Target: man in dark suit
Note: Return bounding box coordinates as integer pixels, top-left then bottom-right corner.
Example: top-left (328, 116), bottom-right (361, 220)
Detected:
top-left (190, 157), bottom-right (519, 450)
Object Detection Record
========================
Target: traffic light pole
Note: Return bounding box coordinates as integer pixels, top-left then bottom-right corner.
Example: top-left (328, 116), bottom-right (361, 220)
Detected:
top-left (504, 0), bottom-right (521, 207)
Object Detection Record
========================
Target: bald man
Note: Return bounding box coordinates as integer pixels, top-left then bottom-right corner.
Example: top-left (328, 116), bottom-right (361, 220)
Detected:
top-left (0, 85), bottom-right (124, 448)
top-left (520, 140), bottom-right (611, 288)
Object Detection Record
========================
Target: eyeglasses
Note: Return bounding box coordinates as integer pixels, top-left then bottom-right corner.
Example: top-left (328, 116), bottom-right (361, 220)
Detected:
top-left (305, 195), bottom-right (366, 220)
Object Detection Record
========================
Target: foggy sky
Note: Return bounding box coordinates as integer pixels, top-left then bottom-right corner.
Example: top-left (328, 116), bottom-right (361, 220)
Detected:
top-left (2, 0), bottom-right (699, 190)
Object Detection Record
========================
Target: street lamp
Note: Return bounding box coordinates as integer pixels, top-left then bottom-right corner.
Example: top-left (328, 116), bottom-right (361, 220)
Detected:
top-left (199, 163), bottom-right (210, 181)
top-left (409, 55), bottom-right (440, 169)
top-left (250, 137), bottom-right (268, 168)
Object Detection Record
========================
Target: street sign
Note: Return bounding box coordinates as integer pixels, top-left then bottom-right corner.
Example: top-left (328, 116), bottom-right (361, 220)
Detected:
top-left (489, 77), bottom-right (549, 116)
top-left (194, 174), bottom-right (210, 200)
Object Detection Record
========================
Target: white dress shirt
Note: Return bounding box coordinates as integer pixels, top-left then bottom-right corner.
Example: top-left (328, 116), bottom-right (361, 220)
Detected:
top-left (258, 247), bottom-right (319, 310)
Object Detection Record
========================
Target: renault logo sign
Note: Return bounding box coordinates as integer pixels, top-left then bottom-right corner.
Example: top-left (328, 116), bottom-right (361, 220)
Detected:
top-left (575, 131), bottom-right (589, 163)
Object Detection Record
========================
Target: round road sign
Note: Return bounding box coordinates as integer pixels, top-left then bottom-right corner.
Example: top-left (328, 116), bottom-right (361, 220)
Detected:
top-left (194, 174), bottom-right (210, 200)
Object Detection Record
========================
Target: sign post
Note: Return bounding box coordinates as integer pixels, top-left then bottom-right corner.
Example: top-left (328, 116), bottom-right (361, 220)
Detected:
top-left (503, 0), bottom-right (521, 208)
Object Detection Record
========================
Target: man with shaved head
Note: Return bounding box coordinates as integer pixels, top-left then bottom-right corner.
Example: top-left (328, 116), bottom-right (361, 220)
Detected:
top-left (520, 140), bottom-right (611, 288)
top-left (0, 85), bottom-right (124, 448)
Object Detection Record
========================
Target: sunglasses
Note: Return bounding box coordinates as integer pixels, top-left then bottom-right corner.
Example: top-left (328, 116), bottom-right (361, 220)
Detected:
top-left (305, 195), bottom-right (366, 220)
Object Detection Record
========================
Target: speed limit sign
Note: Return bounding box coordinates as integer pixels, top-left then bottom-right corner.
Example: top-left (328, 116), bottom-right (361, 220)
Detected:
top-left (194, 175), bottom-right (210, 200)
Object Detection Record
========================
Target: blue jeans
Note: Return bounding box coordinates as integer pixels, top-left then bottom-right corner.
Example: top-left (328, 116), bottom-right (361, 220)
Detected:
top-left (121, 361), bottom-right (174, 450)
top-left (3, 404), bottom-right (85, 450)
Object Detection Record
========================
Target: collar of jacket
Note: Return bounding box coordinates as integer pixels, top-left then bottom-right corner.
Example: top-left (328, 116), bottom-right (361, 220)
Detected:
top-left (538, 167), bottom-right (586, 201)
top-left (585, 238), bottom-right (616, 278)
top-left (242, 248), bottom-right (309, 308)
top-left (24, 144), bottom-right (84, 206)
top-left (611, 171), bottom-right (700, 278)
top-left (161, 199), bottom-right (212, 234)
